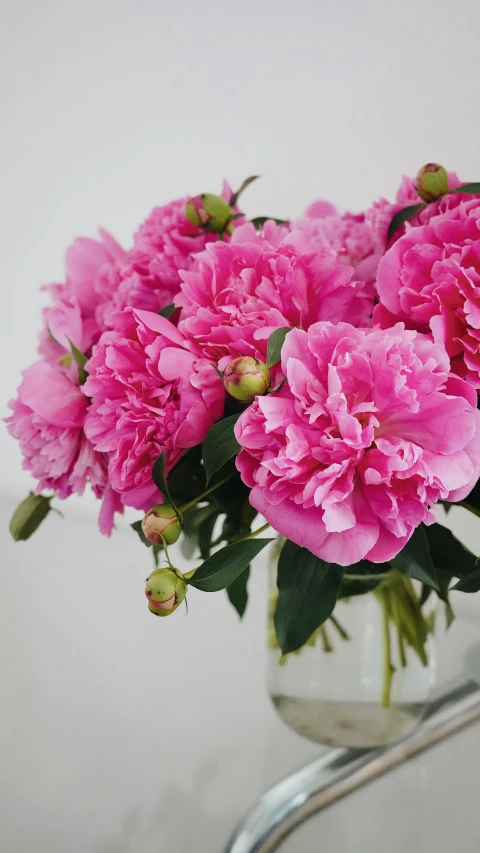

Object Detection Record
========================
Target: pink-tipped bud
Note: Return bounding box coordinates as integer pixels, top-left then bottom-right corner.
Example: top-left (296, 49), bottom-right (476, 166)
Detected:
top-left (415, 163), bottom-right (448, 203)
top-left (223, 356), bottom-right (270, 402)
top-left (141, 504), bottom-right (181, 546)
top-left (145, 567), bottom-right (187, 617)
top-left (184, 194), bottom-right (233, 234)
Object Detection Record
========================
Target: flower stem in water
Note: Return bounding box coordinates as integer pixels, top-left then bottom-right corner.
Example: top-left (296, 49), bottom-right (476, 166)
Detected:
top-left (380, 588), bottom-right (395, 708)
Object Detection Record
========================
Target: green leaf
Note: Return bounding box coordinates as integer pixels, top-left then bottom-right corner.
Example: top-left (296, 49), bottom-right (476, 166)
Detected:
top-left (221, 497), bottom-right (258, 544)
top-left (453, 568), bottom-right (480, 593)
top-left (391, 525), bottom-right (438, 589)
top-left (269, 377), bottom-right (287, 395)
top-left (151, 451), bottom-right (174, 504)
top-left (9, 493), bottom-right (52, 541)
top-left (157, 303), bottom-right (176, 319)
top-left (387, 203), bottom-right (427, 243)
top-left (461, 475), bottom-right (480, 515)
top-left (445, 599), bottom-right (456, 629)
top-left (166, 446), bottom-right (207, 504)
top-left (338, 561), bottom-right (389, 599)
top-left (211, 364), bottom-right (224, 380)
top-left (66, 337), bottom-right (88, 385)
top-left (450, 183), bottom-right (480, 195)
top-left (226, 567), bottom-right (250, 618)
top-left (188, 538), bottom-right (273, 592)
top-left (420, 522), bottom-right (476, 621)
top-left (198, 512), bottom-right (219, 560)
top-left (250, 216), bottom-right (289, 229)
top-left (180, 505), bottom-right (218, 560)
top-left (420, 584), bottom-right (432, 607)
top-left (424, 522), bottom-right (477, 580)
top-left (230, 175), bottom-right (260, 208)
top-left (202, 414), bottom-right (241, 484)
top-left (274, 540), bottom-right (345, 655)
top-left (266, 327), bottom-right (292, 369)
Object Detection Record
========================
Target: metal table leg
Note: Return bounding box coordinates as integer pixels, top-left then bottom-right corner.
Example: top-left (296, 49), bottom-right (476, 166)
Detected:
top-left (223, 679), bottom-right (480, 853)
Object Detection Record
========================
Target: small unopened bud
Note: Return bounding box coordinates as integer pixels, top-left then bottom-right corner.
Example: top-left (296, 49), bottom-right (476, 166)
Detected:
top-left (185, 194), bottom-right (233, 234)
top-left (223, 356), bottom-right (270, 402)
top-left (141, 504), bottom-right (181, 546)
top-left (145, 567), bottom-right (187, 617)
top-left (9, 493), bottom-right (52, 542)
top-left (415, 163), bottom-right (448, 203)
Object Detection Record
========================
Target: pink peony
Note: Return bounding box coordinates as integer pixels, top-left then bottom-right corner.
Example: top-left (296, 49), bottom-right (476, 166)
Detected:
top-left (83, 309), bottom-right (225, 511)
top-left (176, 221), bottom-right (375, 366)
top-left (96, 182), bottom-right (239, 327)
top-left (367, 171), bottom-right (466, 249)
top-left (5, 360), bottom-right (120, 532)
top-left (375, 198), bottom-right (480, 388)
top-left (39, 182), bottom-right (238, 365)
top-left (295, 203), bottom-right (381, 302)
top-left (293, 202), bottom-right (383, 281)
top-left (235, 322), bottom-right (480, 566)
top-left (39, 229), bottom-right (125, 368)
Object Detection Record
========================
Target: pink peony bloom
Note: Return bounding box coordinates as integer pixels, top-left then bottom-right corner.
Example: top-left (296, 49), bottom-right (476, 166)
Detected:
top-left (235, 322), bottom-right (480, 566)
top-left (39, 182), bottom-right (238, 366)
top-left (83, 309), bottom-right (225, 511)
top-left (367, 171), bottom-right (466, 249)
top-left (375, 198), bottom-right (480, 388)
top-left (295, 202), bottom-right (381, 302)
top-left (177, 221), bottom-right (375, 366)
top-left (96, 182), bottom-right (239, 326)
top-left (5, 361), bottom-right (118, 530)
top-left (39, 229), bottom-right (125, 368)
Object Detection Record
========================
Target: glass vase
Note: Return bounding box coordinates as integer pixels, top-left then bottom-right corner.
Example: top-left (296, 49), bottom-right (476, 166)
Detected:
top-left (267, 552), bottom-right (436, 749)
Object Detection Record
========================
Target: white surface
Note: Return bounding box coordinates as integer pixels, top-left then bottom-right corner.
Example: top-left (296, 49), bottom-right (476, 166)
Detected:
top-left (3, 3), bottom-right (480, 851)
top-left (1, 495), bottom-right (480, 853)
top-left (0, 498), bottom-right (320, 853)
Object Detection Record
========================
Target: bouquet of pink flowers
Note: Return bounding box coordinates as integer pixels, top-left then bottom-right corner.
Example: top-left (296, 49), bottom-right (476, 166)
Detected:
top-left (7, 166), bottom-right (480, 692)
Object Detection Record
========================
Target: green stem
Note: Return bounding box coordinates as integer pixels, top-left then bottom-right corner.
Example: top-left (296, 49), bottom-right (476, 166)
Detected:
top-left (245, 522), bottom-right (270, 540)
top-left (329, 614), bottom-right (350, 641)
top-left (379, 588), bottom-right (394, 708)
top-left (399, 579), bottom-right (429, 665)
top-left (458, 501), bottom-right (480, 520)
top-left (179, 475), bottom-right (234, 514)
top-left (391, 595), bottom-right (407, 668)
top-left (319, 625), bottom-right (333, 653)
top-left (342, 572), bottom-right (391, 582)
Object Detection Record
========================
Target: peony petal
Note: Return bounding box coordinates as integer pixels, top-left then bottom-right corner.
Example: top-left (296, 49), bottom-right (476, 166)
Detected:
top-left (20, 361), bottom-right (87, 427)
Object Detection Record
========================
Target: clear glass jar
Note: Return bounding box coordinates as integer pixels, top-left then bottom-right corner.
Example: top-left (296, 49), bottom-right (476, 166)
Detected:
top-left (267, 550), bottom-right (436, 749)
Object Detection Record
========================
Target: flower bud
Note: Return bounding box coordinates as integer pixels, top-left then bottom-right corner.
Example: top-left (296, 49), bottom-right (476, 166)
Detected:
top-left (141, 504), bottom-right (181, 546)
top-left (145, 567), bottom-right (187, 617)
top-left (185, 194), bottom-right (233, 234)
top-left (415, 163), bottom-right (448, 203)
top-left (9, 492), bottom-right (52, 542)
top-left (223, 356), bottom-right (270, 402)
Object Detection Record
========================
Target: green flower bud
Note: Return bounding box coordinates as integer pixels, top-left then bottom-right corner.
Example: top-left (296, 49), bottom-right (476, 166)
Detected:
top-left (141, 504), bottom-right (181, 546)
top-left (415, 163), bottom-right (449, 203)
top-left (185, 194), bottom-right (233, 234)
top-left (223, 356), bottom-right (270, 402)
top-left (9, 493), bottom-right (52, 542)
top-left (145, 567), bottom-right (187, 617)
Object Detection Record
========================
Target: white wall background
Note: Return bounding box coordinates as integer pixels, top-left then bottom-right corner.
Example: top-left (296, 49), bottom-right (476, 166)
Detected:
top-left (2, 3), bottom-right (480, 853)
top-left (2, 0), bottom-right (480, 501)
